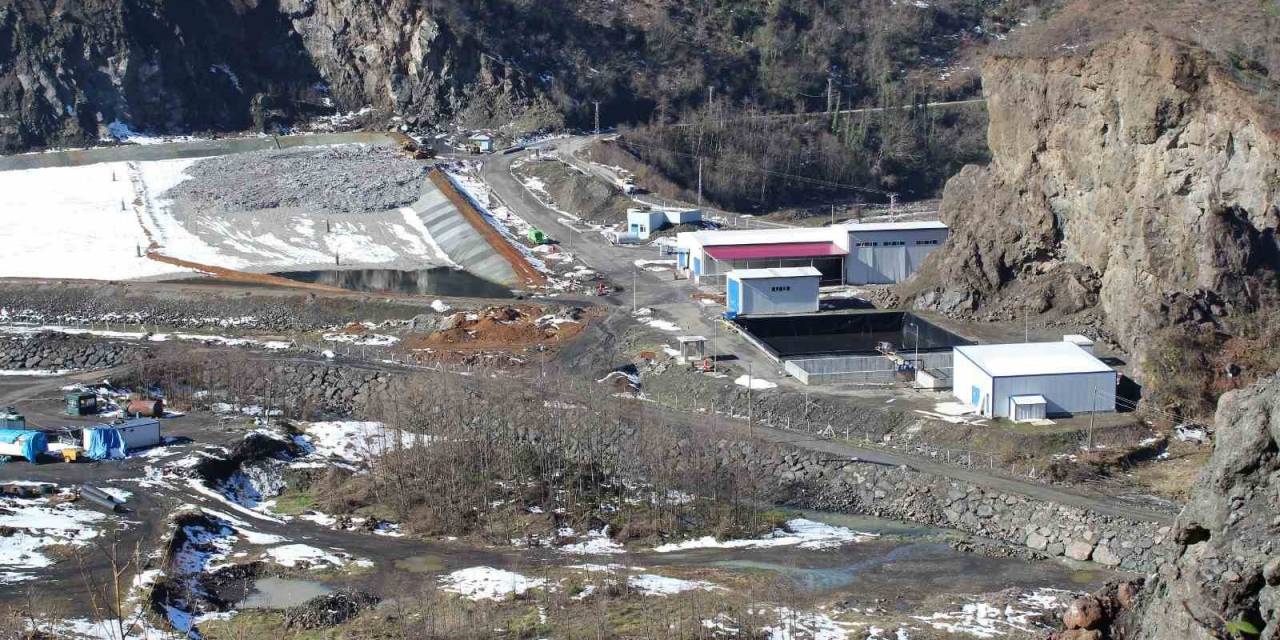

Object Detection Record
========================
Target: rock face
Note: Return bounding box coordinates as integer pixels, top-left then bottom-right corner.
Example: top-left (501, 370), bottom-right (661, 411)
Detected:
top-left (0, 0), bottom-right (541, 152)
top-left (1113, 376), bottom-right (1280, 639)
top-left (905, 32), bottom-right (1280, 360)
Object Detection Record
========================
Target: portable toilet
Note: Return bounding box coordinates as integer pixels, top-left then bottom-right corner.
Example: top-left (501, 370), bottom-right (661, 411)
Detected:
top-left (65, 392), bottom-right (97, 416)
top-left (527, 227), bottom-right (547, 244)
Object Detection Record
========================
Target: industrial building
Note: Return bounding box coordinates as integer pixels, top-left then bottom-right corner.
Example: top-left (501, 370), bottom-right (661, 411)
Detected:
top-left (726, 267), bottom-right (821, 317)
top-left (952, 342), bottom-right (1116, 420)
top-left (612, 207), bottom-right (703, 243)
top-left (675, 221), bottom-right (947, 286)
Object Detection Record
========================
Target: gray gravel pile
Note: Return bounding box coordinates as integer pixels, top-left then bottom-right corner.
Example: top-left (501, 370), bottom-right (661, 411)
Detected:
top-left (169, 145), bottom-right (427, 214)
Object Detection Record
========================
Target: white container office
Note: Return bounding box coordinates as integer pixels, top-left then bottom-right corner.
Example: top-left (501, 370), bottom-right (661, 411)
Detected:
top-left (725, 267), bottom-right (821, 317)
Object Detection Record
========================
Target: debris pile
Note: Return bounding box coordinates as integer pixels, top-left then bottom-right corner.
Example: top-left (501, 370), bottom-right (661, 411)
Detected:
top-left (401, 305), bottom-right (587, 355)
top-left (283, 590), bottom-right (380, 629)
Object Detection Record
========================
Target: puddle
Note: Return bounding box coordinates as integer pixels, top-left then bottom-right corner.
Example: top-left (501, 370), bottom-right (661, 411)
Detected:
top-left (273, 268), bottom-right (514, 298)
top-left (394, 554), bottom-right (447, 574)
top-left (238, 577), bottom-right (332, 609)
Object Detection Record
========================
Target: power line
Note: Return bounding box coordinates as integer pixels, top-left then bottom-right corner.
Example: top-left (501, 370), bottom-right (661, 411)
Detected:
top-left (613, 138), bottom-right (893, 197)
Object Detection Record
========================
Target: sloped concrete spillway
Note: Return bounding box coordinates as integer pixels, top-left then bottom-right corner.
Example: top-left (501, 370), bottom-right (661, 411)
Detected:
top-left (412, 174), bottom-right (520, 287)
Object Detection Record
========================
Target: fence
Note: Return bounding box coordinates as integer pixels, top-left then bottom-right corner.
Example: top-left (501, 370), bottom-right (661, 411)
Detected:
top-left (645, 388), bottom-right (1071, 486)
top-left (785, 351), bottom-right (953, 385)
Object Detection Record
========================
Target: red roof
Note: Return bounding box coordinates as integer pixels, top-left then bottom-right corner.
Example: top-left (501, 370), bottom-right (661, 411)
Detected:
top-left (704, 242), bottom-right (847, 261)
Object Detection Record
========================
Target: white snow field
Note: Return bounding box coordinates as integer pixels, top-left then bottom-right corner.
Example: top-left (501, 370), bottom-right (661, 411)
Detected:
top-left (0, 150), bottom-right (453, 281)
top-left (0, 162), bottom-right (193, 280)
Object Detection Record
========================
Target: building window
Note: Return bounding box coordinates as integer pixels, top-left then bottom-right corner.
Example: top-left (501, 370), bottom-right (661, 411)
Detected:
top-left (769, 285), bottom-right (791, 292)
top-left (915, 239), bottom-right (939, 245)
top-left (856, 241), bottom-right (877, 247)
top-left (882, 240), bottom-right (906, 247)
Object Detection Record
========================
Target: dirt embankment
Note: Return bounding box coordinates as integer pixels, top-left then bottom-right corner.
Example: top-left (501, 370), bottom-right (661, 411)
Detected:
top-left (512, 158), bottom-right (633, 225)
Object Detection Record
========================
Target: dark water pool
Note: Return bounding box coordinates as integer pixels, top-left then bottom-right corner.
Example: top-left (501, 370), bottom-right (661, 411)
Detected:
top-left (274, 268), bottom-right (514, 298)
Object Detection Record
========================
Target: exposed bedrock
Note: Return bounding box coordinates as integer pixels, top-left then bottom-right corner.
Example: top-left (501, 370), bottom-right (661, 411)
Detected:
top-left (903, 32), bottom-right (1280, 366)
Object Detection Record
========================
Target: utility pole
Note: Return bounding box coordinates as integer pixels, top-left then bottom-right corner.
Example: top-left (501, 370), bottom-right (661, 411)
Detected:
top-left (830, 204), bottom-right (836, 226)
top-left (1089, 382), bottom-right (1097, 449)
top-left (827, 75), bottom-right (834, 112)
top-left (632, 268), bottom-right (637, 312)
top-left (708, 85), bottom-right (714, 106)
top-left (697, 158), bottom-right (704, 206)
top-left (712, 318), bottom-right (718, 373)
top-left (747, 362), bottom-right (754, 436)
top-left (593, 101), bottom-right (601, 136)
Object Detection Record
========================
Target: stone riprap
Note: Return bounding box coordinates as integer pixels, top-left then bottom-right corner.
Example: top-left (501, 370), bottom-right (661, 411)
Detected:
top-left (0, 332), bottom-right (147, 371)
top-left (718, 441), bottom-right (1170, 573)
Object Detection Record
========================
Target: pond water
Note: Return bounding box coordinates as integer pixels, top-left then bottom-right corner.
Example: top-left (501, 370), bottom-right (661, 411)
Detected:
top-left (273, 267), bottom-right (514, 298)
top-left (238, 577), bottom-right (332, 609)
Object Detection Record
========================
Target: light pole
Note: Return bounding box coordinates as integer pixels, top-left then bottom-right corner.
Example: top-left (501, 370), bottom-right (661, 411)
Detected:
top-left (908, 321), bottom-right (920, 373)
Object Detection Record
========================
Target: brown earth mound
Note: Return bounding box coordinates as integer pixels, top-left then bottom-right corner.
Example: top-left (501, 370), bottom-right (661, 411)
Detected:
top-left (398, 304), bottom-right (591, 362)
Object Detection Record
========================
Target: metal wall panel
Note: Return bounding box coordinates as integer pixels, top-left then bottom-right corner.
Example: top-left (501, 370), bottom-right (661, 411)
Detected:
top-left (951, 349), bottom-right (992, 414)
top-left (736, 276), bottom-right (820, 316)
top-left (844, 228), bottom-right (949, 284)
top-left (992, 372), bottom-right (1116, 418)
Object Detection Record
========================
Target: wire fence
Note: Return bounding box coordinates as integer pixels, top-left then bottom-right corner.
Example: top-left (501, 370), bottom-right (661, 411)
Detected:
top-left (644, 388), bottom-right (1061, 484)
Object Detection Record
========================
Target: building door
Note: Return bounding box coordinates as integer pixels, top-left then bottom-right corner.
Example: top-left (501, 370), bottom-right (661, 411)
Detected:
top-left (970, 385), bottom-right (981, 407)
top-left (726, 279), bottom-right (740, 314)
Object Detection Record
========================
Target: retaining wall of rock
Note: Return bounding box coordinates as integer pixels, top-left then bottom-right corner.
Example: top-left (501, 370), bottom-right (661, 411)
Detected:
top-left (720, 441), bottom-right (1172, 573)
top-left (0, 332), bottom-right (147, 371)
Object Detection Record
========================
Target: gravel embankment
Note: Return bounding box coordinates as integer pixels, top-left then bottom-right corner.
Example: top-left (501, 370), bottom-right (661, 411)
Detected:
top-left (168, 145), bottom-right (427, 214)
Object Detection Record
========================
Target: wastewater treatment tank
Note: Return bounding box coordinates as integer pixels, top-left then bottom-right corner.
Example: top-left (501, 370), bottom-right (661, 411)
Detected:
top-left (733, 310), bottom-right (971, 359)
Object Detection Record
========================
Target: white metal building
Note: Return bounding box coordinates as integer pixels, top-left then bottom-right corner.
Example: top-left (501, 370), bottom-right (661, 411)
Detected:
top-left (952, 342), bottom-right (1116, 419)
top-left (726, 267), bottom-right (821, 316)
top-left (845, 221), bottom-right (949, 284)
top-left (626, 207), bottom-right (704, 240)
top-left (676, 221), bottom-right (947, 286)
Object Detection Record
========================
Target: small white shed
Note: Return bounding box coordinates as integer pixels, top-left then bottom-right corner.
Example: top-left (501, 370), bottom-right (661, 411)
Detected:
top-left (469, 133), bottom-right (494, 153)
top-left (627, 208), bottom-right (666, 239)
top-left (726, 267), bottom-right (821, 317)
top-left (1009, 395), bottom-right (1048, 422)
top-left (952, 342), bottom-right (1116, 419)
top-left (662, 208), bottom-right (702, 225)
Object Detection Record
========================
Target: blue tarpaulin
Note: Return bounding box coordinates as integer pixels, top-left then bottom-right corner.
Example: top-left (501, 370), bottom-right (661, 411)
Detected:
top-left (84, 427), bottom-right (127, 460)
top-left (0, 429), bottom-right (48, 463)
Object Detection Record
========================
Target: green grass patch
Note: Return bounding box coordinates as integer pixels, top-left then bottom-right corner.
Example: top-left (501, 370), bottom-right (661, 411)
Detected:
top-left (270, 488), bottom-right (317, 516)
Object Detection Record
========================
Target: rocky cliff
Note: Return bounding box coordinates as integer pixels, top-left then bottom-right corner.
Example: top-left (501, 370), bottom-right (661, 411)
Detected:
top-left (0, 0), bottom-right (541, 152)
top-left (904, 32), bottom-right (1280, 362)
top-left (1107, 375), bottom-right (1279, 639)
